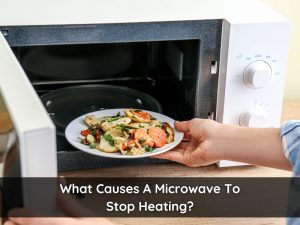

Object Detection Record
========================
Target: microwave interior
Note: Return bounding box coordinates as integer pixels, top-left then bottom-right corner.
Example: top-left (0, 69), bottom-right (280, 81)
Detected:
top-left (14, 40), bottom-right (200, 120)
top-left (3, 20), bottom-right (222, 171)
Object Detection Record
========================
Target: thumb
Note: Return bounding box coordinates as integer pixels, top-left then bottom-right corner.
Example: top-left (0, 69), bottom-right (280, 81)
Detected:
top-left (174, 121), bottom-right (190, 132)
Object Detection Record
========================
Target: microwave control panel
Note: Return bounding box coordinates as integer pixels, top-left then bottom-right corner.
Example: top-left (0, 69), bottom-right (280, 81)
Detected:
top-left (239, 59), bottom-right (273, 127)
top-left (217, 21), bottom-right (290, 128)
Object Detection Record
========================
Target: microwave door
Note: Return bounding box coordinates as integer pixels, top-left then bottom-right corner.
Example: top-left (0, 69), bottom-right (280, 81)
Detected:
top-left (0, 33), bottom-right (57, 217)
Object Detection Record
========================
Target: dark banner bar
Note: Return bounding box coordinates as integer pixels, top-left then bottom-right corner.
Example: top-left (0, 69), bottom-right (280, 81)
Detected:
top-left (1, 177), bottom-right (300, 217)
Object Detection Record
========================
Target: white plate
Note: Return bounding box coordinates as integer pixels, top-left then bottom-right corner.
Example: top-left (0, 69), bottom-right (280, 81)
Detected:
top-left (65, 109), bottom-right (184, 159)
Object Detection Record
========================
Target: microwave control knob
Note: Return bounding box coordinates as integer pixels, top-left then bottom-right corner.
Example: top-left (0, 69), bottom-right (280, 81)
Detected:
top-left (243, 61), bottom-right (272, 88)
top-left (239, 106), bottom-right (267, 127)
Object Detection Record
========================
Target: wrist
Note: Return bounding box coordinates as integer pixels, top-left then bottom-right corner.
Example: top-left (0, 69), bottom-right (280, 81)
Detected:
top-left (211, 124), bottom-right (239, 161)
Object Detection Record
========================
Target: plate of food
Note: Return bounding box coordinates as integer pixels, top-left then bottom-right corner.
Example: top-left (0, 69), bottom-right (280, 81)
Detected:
top-left (65, 109), bottom-right (184, 158)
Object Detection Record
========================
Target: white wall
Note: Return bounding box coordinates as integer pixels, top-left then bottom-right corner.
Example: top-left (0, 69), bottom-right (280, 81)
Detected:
top-left (261, 0), bottom-right (300, 100)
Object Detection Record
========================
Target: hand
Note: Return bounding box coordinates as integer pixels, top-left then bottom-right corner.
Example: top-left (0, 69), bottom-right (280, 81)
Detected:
top-left (154, 119), bottom-right (224, 167)
top-left (4, 177), bottom-right (115, 225)
top-left (4, 214), bottom-right (113, 225)
top-left (154, 118), bottom-right (291, 171)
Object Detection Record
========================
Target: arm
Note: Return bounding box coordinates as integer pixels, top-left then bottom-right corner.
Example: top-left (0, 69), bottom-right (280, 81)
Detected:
top-left (154, 119), bottom-right (292, 171)
top-left (216, 125), bottom-right (291, 170)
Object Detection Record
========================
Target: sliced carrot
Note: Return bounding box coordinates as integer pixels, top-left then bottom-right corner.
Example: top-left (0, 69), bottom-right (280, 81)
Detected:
top-left (127, 140), bottom-right (136, 146)
top-left (148, 127), bottom-right (167, 148)
top-left (134, 128), bottom-right (154, 147)
top-left (131, 111), bottom-right (152, 120)
top-left (122, 140), bottom-right (137, 150)
top-left (122, 142), bottom-right (129, 150)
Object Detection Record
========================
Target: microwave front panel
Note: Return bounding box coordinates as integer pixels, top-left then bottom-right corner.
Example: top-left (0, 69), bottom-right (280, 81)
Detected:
top-left (0, 33), bottom-right (57, 177)
top-left (217, 21), bottom-right (290, 128)
top-left (216, 21), bottom-right (290, 167)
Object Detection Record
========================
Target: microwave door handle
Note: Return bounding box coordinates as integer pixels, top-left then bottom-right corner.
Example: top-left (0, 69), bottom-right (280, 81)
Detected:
top-left (0, 33), bottom-right (57, 215)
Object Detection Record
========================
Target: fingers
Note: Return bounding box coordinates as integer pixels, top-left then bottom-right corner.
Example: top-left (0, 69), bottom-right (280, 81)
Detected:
top-left (8, 208), bottom-right (77, 225)
top-left (153, 149), bottom-right (185, 164)
top-left (183, 132), bottom-right (191, 140)
top-left (7, 208), bottom-right (45, 225)
top-left (8, 207), bottom-right (113, 225)
top-left (3, 220), bottom-right (17, 225)
top-left (8, 212), bottom-right (75, 225)
top-left (174, 121), bottom-right (191, 133)
top-left (78, 218), bottom-right (115, 225)
top-left (153, 142), bottom-right (188, 158)
top-left (152, 142), bottom-right (188, 164)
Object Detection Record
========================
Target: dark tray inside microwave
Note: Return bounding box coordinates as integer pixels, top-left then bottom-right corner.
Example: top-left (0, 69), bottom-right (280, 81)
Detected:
top-left (40, 84), bottom-right (162, 131)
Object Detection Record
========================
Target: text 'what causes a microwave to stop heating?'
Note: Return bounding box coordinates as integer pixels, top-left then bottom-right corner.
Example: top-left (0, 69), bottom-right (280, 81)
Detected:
top-left (59, 183), bottom-right (241, 195)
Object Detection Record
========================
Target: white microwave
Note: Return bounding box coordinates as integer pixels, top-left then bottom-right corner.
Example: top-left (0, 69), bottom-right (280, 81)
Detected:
top-left (0, 0), bottom-right (290, 178)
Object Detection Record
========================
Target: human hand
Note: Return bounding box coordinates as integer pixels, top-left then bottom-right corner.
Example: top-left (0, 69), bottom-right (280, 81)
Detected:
top-left (153, 119), bottom-right (226, 167)
top-left (4, 177), bottom-right (115, 225)
top-left (154, 118), bottom-right (291, 171)
top-left (4, 213), bottom-right (113, 225)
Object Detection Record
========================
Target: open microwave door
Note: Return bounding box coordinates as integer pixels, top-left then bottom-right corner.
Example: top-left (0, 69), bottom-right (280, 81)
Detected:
top-left (0, 33), bottom-right (57, 217)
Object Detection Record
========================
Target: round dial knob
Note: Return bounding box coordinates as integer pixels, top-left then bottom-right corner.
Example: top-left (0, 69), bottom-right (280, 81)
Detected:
top-left (239, 105), bottom-right (267, 127)
top-left (243, 61), bottom-right (272, 89)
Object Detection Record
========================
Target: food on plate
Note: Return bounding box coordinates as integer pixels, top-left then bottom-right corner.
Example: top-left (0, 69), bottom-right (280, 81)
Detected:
top-left (84, 115), bottom-right (107, 126)
top-left (79, 109), bottom-right (175, 155)
top-left (124, 109), bottom-right (154, 123)
top-left (162, 122), bottom-right (175, 144)
top-left (148, 127), bottom-right (167, 148)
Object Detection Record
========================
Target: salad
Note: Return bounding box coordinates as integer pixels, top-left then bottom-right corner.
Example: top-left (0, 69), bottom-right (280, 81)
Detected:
top-left (79, 109), bottom-right (175, 155)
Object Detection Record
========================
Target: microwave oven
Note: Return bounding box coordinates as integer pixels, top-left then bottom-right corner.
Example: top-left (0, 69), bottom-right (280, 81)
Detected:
top-left (0, 0), bottom-right (290, 178)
